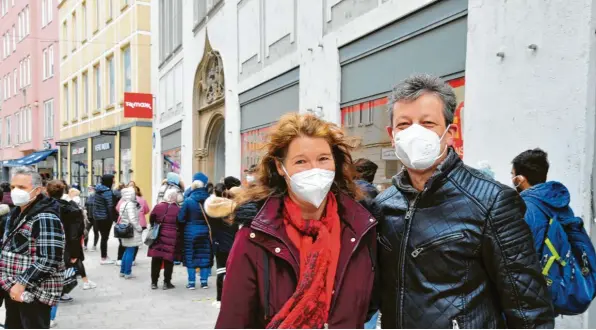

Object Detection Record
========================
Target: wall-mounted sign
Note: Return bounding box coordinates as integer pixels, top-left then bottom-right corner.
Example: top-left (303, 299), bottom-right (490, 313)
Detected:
top-left (72, 147), bottom-right (86, 155)
top-left (124, 92), bottom-right (153, 119)
top-left (94, 143), bottom-right (112, 152)
top-left (381, 148), bottom-right (398, 160)
top-left (100, 130), bottom-right (117, 136)
top-left (56, 142), bottom-right (69, 146)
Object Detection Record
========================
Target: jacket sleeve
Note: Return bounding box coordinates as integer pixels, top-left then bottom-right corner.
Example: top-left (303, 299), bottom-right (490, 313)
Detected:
top-left (149, 209), bottom-right (157, 227)
top-left (16, 213), bottom-right (65, 288)
top-left (126, 203), bottom-right (142, 232)
top-left (215, 229), bottom-right (259, 328)
top-left (482, 188), bottom-right (554, 329)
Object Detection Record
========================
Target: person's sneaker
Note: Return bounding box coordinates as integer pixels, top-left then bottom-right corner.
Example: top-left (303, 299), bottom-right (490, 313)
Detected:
top-left (212, 301), bottom-right (221, 309)
top-left (132, 261), bottom-right (136, 266)
top-left (83, 281), bottom-right (97, 290)
top-left (116, 260), bottom-right (122, 266)
top-left (50, 320), bottom-right (57, 328)
top-left (163, 282), bottom-right (175, 290)
top-left (60, 294), bottom-right (73, 303)
top-left (124, 274), bottom-right (135, 279)
top-left (90, 246), bottom-right (96, 252)
top-left (119, 273), bottom-right (125, 278)
top-left (151, 283), bottom-right (158, 290)
top-left (100, 258), bottom-right (114, 265)
top-left (186, 283), bottom-right (196, 290)
top-left (83, 246), bottom-right (88, 252)
top-left (201, 284), bottom-right (209, 289)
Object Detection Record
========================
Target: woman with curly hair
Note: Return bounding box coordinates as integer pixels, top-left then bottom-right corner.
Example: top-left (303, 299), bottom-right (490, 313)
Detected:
top-left (216, 113), bottom-right (378, 329)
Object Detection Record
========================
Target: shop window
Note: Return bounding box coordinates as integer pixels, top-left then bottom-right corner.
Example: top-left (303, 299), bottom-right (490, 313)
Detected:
top-left (162, 148), bottom-right (181, 179)
top-left (122, 46), bottom-right (131, 93)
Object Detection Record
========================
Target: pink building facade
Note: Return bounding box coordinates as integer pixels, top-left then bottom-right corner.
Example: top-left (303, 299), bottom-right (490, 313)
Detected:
top-left (0, 0), bottom-right (60, 180)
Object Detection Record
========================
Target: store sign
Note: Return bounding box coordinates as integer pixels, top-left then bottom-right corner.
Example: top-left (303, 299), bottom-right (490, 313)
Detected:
top-left (124, 92), bottom-right (153, 119)
top-left (72, 147), bottom-right (86, 155)
top-left (381, 148), bottom-right (398, 160)
top-left (94, 143), bottom-right (112, 152)
top-left (56, 142), bottom-right (69, 146)
top-left (100, 130), bottom-right (117, 136)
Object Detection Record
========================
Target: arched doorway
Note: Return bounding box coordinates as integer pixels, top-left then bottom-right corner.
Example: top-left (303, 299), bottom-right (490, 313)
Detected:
top-left (192, 33), bottom-right (226, 183)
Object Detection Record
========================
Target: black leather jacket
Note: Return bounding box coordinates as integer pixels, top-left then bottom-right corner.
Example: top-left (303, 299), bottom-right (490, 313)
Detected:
top-left (372, 150), bottom-right (554, 329)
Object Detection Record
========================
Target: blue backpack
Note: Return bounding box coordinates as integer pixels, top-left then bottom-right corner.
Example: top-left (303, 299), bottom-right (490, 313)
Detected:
top-left (526, 198), bottom-right (596, 315)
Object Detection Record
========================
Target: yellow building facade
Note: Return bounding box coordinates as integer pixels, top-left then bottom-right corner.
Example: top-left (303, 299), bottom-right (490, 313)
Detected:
top-left (58, 0), bottom-right (152, 202)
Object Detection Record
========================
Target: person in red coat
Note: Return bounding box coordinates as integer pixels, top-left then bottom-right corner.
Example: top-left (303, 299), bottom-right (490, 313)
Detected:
top-left (216, 113), bottom-right (378, 329)
top-left (147, 190), bottom-right (183, 290)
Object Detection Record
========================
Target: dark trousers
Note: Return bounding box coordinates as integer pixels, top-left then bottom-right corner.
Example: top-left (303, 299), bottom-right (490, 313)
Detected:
top-left (96, 220), bottom-right (113, 259)
top-left (4, 292), bottom-right (51, 329)
top-left (216, 251), bottom-right (229, 301)
top-left (84, 219), bottom-right (99, 248)
top-left (75, 259), bottom-right (87, 278)
top-left (151, 257), bottom-right (174, 285)
top-left (118, 241), bottom-right (138, 261)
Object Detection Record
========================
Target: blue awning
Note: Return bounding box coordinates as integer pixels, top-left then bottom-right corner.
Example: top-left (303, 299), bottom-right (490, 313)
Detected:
top-left (4, 149), bottom-right (58, 167)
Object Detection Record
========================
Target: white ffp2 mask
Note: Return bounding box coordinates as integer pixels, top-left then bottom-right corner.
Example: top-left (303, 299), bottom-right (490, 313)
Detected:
top-left (11, 188), bottom-right (36, 207)
top-left (394, 124), bottom-right (449, 170)
top-left (282, 166), bottom-right (335, 208)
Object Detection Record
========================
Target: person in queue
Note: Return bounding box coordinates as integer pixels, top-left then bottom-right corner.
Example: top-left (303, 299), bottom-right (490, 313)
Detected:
top-left (371, 74), bottom-right (554, 328)
top-left (0, 167), bottom-right (65, 329)
top-left (157, 172), bottom-right (185, 205)
top-left (216, 113), bottom-right (377, 329)
top-left (93, 174), bottom-right (121, 265)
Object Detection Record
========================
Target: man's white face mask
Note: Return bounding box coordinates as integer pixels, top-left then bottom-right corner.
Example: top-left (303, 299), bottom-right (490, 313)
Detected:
top-left (393, 124), bottom-right (450, 171)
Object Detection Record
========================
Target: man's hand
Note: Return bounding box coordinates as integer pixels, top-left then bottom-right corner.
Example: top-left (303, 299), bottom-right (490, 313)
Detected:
top-left (9, 283), bottom-right (25, 302)
top-left (70, 258), bottom-right (77, 263)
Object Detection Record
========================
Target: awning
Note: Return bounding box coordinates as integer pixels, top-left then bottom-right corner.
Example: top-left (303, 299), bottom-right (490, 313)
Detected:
top-left (4, 149), bottom-right (58, 167)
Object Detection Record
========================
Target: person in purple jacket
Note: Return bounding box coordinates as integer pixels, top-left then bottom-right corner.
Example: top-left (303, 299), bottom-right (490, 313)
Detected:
top-left (147, 190), bottom-right (182, 290)
top-left (216, 113), bottom-right (377, 329)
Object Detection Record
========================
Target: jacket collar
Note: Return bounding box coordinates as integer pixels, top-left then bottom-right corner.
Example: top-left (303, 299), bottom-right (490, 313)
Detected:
top-left (394, 148), bottom-right (462, 196)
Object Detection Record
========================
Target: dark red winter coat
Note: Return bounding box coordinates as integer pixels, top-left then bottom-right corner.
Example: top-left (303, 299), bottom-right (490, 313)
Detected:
top-left (215, 193), bottom-right (378, 329)
top-left (147, 202), bottom-right (183, 262)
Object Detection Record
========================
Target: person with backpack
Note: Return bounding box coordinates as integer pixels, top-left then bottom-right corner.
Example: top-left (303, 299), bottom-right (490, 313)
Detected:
top-left (93, 174), bottom-right (121, 265)
top-left (84, 186), bottom-right (99, 252)
top-left (513, 148), bottom-right (596, 316)
top-left (157, 172), bottom-right (185, 205)
top-left (178, 172), bottom-right (212, 290)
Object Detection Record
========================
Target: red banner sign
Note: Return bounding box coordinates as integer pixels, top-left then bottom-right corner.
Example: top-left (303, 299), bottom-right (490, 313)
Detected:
top-left (124, 92), bottom-right (153, 119)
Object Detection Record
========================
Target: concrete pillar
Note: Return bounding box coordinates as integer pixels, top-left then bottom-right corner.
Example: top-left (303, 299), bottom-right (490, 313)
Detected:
top-left (464, 1), bottom-right (596, 327)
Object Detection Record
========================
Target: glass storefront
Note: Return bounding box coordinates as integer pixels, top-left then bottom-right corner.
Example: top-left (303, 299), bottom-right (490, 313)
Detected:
top-left (70, 140), bottom-right (89, 199)
top-left (162, 148), bottom-right (181, 179)
top-left (160, 122), bottom-right (182, 180)
top-left (120, 130), bottom-right (132, 185)
top-left (60, 146), bottom-right (69, 180)
top-left (92, 135), bottom-right (116, 186)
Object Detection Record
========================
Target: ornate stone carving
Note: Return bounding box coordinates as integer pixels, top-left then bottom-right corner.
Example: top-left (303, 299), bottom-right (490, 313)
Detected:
top-left (199, 52), bottom-right (224, 107)
top-left (194, 148), bottom-right (208, 159)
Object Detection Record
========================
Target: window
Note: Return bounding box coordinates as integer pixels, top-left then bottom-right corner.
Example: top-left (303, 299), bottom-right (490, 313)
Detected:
top-left (44, 100), bottom-right (54, 139)
top-left (6, 116), bottom-right (10, 146)
top-left (62, 22), bottom-right (67, 57)
top-left (108, 0), bottom-right (113, 20)
top-left (72, 12), bottom-right (77, 52)
top-left (82, 2), bottom-right (87, 40)
top-left (47, 0), bottom-right (53, 23)
top-left (95, 0), bottom-right (100, 31)
top-left (0, 118), bottom-right (3, 147)
top-left (13, 69), bottom-right (16, 95)
top-left (160, 0), bottom-right (182, 62)
top-left (11, 25), bottom-right (14, 51)
top-left (5, 31), bottom-right (9, 55)
top-left (18, 12), bottom-right (22, 40)
top-left (6, 73), bottom-right (9, 97)
top-left (26, 107), bottom-right (31, 142)
top-left (48, 45), bottom-right (54, 77)
top-left (42, 0), bottom-right (47, 26)
top-left (73, 79), bottom-right (78, 119)
top-left (26, 56), bottom-right (30, 86)
top-left (83, 72), bottom-right (89, 116)
top-left (25, 6), bottom-right (30, 36)
top-left (64, 84), bottom-right (69, 122)
top-left (122, 47), bottom-right (131, 92)
top-left (94, 65), bottom-right (101, 110)
top-left (42, 48), bottom-right (48, 79)
top-left (107, 57), bottom-right (115, 105)
top-left (15, 112), bottom-right (20, 144)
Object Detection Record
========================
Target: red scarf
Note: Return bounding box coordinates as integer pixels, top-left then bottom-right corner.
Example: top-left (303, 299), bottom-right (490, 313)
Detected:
top-left (267, 193), bottom-right (341, 329)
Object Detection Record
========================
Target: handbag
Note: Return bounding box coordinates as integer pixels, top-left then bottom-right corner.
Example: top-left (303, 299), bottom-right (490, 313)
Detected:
top-left (114, 202), bottom-right (134, 239)
top-left (144, 204), bottom-right (171, 246)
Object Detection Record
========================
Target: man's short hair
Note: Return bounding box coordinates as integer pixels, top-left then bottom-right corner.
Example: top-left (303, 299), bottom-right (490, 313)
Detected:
top-left (512, 148), bottom-right (549, 186)
top-left (46, 180), bottom-right (66, 199)
top-left (354, 158), bottom-right (378, 183)
top-left (388, 74), bottom-right (457, 127)
top-left (11, 166), bottom-right (42, 188)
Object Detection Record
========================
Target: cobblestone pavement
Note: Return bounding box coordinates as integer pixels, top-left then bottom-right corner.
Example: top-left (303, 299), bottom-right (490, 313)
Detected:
top-left (1, 232), bottom-right (220, 329)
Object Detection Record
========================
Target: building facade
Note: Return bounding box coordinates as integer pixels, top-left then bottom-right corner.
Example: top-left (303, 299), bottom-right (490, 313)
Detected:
top-left (0, 0), bottom-right (61, 180)
top-left (58, 0), bottom-right (152, 201)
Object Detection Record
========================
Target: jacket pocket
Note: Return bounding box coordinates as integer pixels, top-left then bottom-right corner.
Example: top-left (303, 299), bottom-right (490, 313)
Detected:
top-left (411, 232), bottom-right (464, 258)
top-left (378, 234), bottom-right (393, 252)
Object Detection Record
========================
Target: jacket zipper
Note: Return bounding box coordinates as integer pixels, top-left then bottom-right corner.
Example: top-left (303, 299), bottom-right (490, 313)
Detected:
top-left (397, 191), bottom-right (424, 328)
top-left (411, 232), bottom-right (465, 258)
top-left (329, 221), bottom-right (377, 314)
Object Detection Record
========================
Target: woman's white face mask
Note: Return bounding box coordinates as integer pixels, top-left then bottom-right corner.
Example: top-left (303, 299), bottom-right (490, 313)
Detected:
top-left (282, 165), bottom-right (335, 208)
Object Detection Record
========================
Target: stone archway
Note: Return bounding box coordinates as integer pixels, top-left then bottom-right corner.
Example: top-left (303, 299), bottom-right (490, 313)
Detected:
top-left (192, 33), bottom-right (226, 183)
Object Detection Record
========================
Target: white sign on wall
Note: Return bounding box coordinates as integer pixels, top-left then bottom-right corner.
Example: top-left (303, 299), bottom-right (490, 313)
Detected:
top-left (381, 148), bottom-right (398, 160)
top-left (94, 143), bottom-right (112, 152)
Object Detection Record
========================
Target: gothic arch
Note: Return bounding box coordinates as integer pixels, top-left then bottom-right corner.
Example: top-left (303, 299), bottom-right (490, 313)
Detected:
top-left (192, 32), bottom-right (226, 181)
